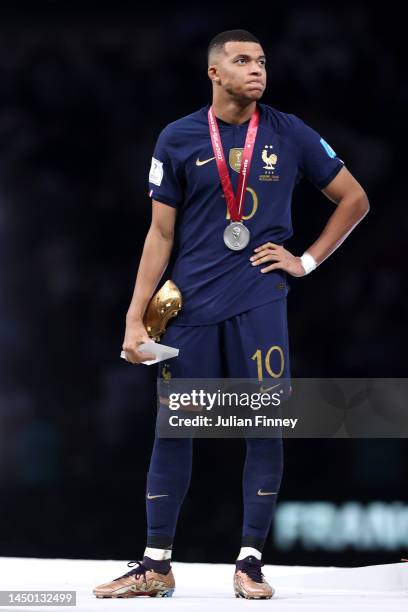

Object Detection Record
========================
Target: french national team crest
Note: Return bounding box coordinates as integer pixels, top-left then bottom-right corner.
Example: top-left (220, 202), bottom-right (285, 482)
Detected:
top-left (229, 148), bottom-right (243, 173)
top-left (259, 145), bottom-right (279, 182)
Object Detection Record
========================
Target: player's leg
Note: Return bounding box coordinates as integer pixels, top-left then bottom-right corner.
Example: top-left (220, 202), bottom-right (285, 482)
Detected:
top-left (92, 438), bottom-right (191, 598)
top-left (234, 436), bottom-right (283, 599)
top-left (146, 321), bottom-right (223, 550)
top-left (144, 435), bottom-right (192, 562)
top-left (233, 297), bottom-right (289, 557)
top-left (93, 321), bottom-right (222, 598)
top-left (223, 298), bottom-right (290, 599)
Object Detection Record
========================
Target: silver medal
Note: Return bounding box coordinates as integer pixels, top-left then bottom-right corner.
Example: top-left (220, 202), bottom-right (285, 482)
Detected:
top-left (223, 221), bottom-right (250, 251)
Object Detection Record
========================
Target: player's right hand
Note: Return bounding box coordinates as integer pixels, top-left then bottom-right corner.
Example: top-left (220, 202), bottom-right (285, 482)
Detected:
top-left (122, 320), bottom-right (156, 363)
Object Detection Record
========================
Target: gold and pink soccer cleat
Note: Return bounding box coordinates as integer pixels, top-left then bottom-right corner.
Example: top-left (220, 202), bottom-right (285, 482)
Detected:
top-left (93, 559), bottom-right (175, 599)
top-left (233, 555), bottom-right (274, 599)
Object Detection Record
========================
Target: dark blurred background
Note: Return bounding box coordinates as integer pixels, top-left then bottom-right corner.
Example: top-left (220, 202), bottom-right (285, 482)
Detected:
top-left (0, 1), bottom-right (407, 567)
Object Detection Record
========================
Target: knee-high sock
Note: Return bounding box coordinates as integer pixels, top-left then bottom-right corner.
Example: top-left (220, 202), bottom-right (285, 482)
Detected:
top-left (146, 436), bottom-right (193, 551)
top-left (241, 437), bottom-right (283, 554)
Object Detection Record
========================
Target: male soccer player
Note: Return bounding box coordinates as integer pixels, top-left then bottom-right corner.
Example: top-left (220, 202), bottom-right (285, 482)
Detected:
top-left (93, 30), bottom-right (369, 600)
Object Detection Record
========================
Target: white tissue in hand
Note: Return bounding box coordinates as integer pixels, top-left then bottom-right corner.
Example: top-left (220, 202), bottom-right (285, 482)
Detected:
top-left (120, 339), bottom-right (179, 366)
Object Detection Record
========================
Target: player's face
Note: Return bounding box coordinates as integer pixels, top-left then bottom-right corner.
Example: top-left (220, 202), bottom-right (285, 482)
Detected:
top-left (210, 41), bottom-right (267, 101)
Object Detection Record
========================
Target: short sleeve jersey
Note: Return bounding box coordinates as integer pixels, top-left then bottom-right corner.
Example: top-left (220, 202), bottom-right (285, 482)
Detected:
top-left (148, 102), bottom-right (344, 326)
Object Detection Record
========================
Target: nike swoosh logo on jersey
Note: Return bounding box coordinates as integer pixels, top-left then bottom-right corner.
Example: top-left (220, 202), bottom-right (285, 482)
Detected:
top-left (147, 493), bottom-right (169, 500)
top-left (259, 383), bottom-right (282, 393)
top-left (196, 156), bottom-right (216, 166)
top-left (257, 489), bottom-right (277, 496)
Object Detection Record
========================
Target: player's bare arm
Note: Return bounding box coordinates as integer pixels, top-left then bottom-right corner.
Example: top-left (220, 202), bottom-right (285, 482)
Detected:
top-left (122, 200), bottom-right (177, 363)
top-left (250, 166), bottom-right (370, 276)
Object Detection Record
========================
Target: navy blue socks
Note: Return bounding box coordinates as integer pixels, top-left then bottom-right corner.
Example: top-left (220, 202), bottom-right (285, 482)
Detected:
top-left (145, 435), bottom-right (283, 557)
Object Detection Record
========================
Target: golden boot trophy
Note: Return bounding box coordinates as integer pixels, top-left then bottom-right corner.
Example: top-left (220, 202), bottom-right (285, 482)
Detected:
top-left (143, 280), bottom-right (183, 342)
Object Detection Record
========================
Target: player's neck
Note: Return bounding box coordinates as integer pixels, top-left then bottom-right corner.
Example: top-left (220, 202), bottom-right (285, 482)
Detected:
top-left (211, 96), bottom-right (257, 125)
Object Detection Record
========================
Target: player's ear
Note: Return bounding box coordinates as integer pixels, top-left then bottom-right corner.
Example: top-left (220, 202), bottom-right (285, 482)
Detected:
top-left (208, 65), bottom-right (221, 84)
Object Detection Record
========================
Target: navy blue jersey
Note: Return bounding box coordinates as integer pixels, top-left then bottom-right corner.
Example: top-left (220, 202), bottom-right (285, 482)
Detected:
top-left (148, 103), bottom-right (344, 326)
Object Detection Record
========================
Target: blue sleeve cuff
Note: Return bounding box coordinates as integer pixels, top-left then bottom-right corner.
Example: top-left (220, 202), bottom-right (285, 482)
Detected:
top-left (150, 194), bottom-right (179, 208)
top-left (316, 160), bottom-right (344, 189)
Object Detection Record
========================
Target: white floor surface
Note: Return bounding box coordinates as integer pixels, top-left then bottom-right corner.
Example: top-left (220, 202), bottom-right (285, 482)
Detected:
top-left (0, 557), bottom-right (407, 611)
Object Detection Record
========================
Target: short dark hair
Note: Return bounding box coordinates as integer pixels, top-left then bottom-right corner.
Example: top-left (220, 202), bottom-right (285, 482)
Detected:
top-left (208, 29), bottom-right (261, 62)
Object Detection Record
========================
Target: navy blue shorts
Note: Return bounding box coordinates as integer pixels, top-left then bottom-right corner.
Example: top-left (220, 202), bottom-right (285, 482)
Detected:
top-left (157, 297), bottom-right (290, 382)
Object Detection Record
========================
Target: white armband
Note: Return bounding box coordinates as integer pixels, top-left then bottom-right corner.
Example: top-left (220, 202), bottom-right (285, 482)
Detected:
top-left (300, 251), bottom-right (317, 275)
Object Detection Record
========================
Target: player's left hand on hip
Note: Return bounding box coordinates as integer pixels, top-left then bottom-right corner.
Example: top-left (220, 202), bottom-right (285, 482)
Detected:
top-left (250, 242), bottom-right (306, 277)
